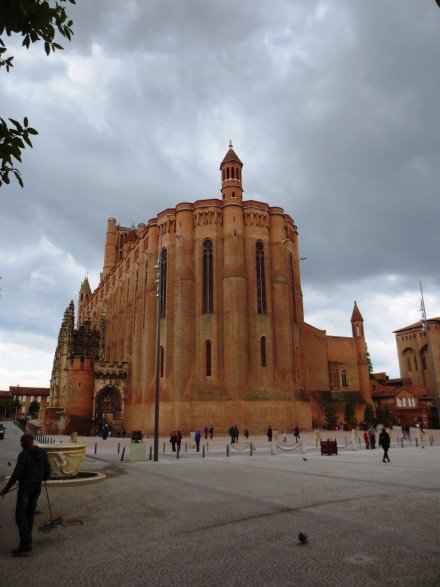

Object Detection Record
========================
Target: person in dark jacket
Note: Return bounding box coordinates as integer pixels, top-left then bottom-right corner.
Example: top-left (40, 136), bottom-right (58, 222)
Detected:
top-left (0, 433), bottom-right (51, 556)
top-left (379, 427), bottom-right (391, 463)
top-left (194, 430), bottom-right (201, 452)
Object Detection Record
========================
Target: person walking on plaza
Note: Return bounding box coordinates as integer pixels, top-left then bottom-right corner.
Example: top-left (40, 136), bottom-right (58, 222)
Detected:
top-left (363, 431), bottom-right (370, 449)
top-left (368, 425), bottom-right (376, 449)
top-left (170, 431), bottom-right (177, 452)
top-left (195, 429), bottom-right (201, 452)
top-left (267, 426), bottom-right (273, 442)
top-left (234, 425), bottom-right (239, 443)
top-left (229, 425), bottom-right (235, 444)
top-left (176, 430), bottom-right (183, 452)
top-left (379, 427), bottom-right (391, 462)
top-left (204, 426), bottom-right (209, 440)
top-left (0, 433), bottom-right (51, 556)
top-left (243, 429), bottom-right (250, 441)
top-left (293, 426), bottom-right (300, 443)
top-left (209, 425), bottom-right (214, 439)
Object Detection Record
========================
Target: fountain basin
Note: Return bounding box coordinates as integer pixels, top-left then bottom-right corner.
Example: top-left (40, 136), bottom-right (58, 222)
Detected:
top-left (38, 443), bottom-right (86, 479)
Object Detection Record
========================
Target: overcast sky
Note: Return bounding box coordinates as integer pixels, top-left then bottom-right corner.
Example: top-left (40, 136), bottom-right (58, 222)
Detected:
top-left (1, 0), bottom-right (439, 390)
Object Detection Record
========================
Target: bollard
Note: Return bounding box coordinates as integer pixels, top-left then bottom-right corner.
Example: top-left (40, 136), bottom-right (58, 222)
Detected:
top-left (226, 445), bottom-right (230, 457)
top-left (401, 438), bottom-right (403, 448)
top-left (149, 446), bottom-right (152, 461)
top-left (250, 442), bottom-right (253, 456)
top-left (120, 446), bottom-right (125, 462)
top-left (430, 436), bottom-right (433, 446)
top-left (415, 438), bottom-right (418, 447)
top-left (94, 442), bottom-right (97, 454)
top-left (163, 442), bottom-right (165, 453)
top-left (202, 445), bottom-right (205, 458)
top-left (117, 442), bottom-right (120, 454)
top-left (206, 442), bottom-right (209, 453)
top-left (177, 447), bottom-right (180, 459)
top-left (185, 442), bottom-right (187, 452)
top-left (345, 437), bottom-right (347, 446)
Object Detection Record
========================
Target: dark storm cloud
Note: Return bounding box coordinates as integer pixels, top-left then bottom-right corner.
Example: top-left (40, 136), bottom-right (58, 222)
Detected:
top-left (1, 0), bottom-right (439, 386)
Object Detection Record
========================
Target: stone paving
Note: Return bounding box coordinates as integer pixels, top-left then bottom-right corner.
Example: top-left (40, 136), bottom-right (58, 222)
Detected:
top-left (1, 423), bottom-right (439, 586)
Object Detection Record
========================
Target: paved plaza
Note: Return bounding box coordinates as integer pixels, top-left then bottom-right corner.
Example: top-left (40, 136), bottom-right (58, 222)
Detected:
top-left (1, 424), bottom-right (440, 586)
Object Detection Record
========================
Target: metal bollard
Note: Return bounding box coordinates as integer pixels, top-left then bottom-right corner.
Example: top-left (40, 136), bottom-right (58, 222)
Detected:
top-left (177, 447), bottom-right (180, 459)
top-left (120, 446), bottom-right (125, 462)
top-left (117, 442), bottom-right (120, 454)
top-left (430, 436), bottom-right (433, 446)
top-left (163, 442), bottom-right (165, 453)
top-left (226, 445), bottom-right (230, 457)
top-left (202, 445), bottom-right (205, 458)
top-left (94, 442), bottom-right (97, 454)
top-left (185, 442), bottom-right (187, 452)
top-left (401, 438), bottom-right (403, 448)
top-left (250, 442), bottom-right (253, 456)
top-left (206, 442), bottom-right (209, 453)
top-left (415, 438), bottom-right (418, 447)
top-left (149, 446), bottom-right (152, 461)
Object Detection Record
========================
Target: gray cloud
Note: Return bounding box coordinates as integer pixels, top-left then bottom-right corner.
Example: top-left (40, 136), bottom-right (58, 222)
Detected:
top-left (1, 0), bottom-right (439, 387)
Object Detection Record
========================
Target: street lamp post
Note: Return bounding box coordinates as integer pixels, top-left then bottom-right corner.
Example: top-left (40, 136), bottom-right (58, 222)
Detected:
top-left (153, 230), bottom-right (163, 461)
top-left (420, 282), bottom-right (440, 426)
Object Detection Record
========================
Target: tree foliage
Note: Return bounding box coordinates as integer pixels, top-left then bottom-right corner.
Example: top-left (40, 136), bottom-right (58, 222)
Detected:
top-left (0, 0), bottom-right (75, 188)
top-left (363, 403), bottom-right (376, 425)
top-left (324, 401), bottom-right (338, 429)
top-left (29, 399), bottom-right (41, 416)
top-left (344, 401), bottom-right (356, 424)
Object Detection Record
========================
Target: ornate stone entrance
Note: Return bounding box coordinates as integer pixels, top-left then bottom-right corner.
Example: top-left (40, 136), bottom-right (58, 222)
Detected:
top-left (93, 361), bottom-right (128, 434)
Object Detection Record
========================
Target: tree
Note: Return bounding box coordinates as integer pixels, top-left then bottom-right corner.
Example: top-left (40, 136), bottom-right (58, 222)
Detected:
top-left (0, 0), bottom-right (75, 187)
top-left (366, 343), bottom-right (374, 379)
top-left (324, 401), bottom-right (338, 429)
top-left (364, 403), bottom-right (376, 425)
top-left (344, 401), bottom-right (356, 424)
top-left (29, 399), bottom-right (40, 417)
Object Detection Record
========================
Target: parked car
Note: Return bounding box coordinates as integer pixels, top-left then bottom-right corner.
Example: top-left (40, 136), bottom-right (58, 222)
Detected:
top-left (0, 423), bottom-right (5, 439)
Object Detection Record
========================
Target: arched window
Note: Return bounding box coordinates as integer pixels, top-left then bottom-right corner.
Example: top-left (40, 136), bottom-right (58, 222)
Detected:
top-left (205, 340), bottom-right (212, 376)
top-left (231, 167), bottom-right (235, 179)
top-left (226, 167), bottom-right (230, 180)
top-left (202, 240), bottom-right (213, 313)
top-left (256, 242), bottom-right (267, 314)
top-left (159, 248), bottom-right (167, 318)
top-left (261, 336), bottom-right (267, 367)
top-left (407, 358), bottom-right (412, 372)
top-left (160, 346), bottom-right (164, 378)
top-left (342, 370), bottom-right (348, 388)
top-left (222, 169), bottom-right (225, 181)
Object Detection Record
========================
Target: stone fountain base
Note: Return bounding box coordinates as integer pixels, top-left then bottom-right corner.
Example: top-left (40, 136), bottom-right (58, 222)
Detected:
top-left (38, 443), bottom-right (86, 479)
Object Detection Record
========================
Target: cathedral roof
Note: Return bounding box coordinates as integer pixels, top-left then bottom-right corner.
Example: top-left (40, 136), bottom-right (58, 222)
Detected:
top-left (351, 301), bottom-right (363, 322)
top-left (220, 142), bottom-right (243, 168)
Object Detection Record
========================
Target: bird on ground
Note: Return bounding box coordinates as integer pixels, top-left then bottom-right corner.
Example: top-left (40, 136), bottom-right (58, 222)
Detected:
top-left (8, 462), bottom-right (11, 466)
top-left (302, 458), bottom-right (307, 461)
top-left (298, 532), bottom-right (308, 545)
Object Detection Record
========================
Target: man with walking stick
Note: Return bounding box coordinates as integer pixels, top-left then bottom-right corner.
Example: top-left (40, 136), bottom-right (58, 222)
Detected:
top-left (0, 433), bottom-right (51, 556)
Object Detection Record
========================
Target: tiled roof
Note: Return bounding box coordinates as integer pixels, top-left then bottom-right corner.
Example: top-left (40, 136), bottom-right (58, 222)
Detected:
top-left (9, 386), bottom-right (50, 396)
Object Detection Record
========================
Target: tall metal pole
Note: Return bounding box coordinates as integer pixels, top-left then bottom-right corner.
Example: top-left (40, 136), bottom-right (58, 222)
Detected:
top-left (420, 282), bottom-right (440, 425)
top-left (153, 229), bottom-right (163, 461)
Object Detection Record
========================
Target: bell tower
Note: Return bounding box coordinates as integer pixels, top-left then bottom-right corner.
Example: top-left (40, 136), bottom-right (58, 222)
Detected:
top-left (220, 141), bottom-right (243, 202)
top-left (351, 301), bottom-right (372, 402)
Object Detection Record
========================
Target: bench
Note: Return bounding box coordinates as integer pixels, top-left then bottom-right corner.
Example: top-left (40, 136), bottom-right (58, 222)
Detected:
top-left (320, 439), bottom-right (338, 456)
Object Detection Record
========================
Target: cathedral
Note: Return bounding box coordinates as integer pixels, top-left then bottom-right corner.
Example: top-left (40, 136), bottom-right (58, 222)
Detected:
top-left (44, 145), bottom-right (372, 436)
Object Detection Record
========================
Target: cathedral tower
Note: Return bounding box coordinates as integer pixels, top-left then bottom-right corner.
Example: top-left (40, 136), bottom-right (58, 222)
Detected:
top-left (351, 301), bottom-right (371, 402)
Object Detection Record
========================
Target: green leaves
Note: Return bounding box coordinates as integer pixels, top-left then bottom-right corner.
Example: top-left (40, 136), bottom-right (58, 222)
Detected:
top-left (0, 1), bottom-right (74, 187)
top-left (0, 117), bottom-right (39, 188)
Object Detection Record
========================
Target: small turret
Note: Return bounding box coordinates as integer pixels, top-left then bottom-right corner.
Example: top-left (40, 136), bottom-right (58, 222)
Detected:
top-left (351, 300), bottom-right (364, 338)
top-left (78, 277), bottom-right (91, 326)
top-left (351, 301), bottom-right (371, 402)
top-left (220, 141), bottom-right (243, 203)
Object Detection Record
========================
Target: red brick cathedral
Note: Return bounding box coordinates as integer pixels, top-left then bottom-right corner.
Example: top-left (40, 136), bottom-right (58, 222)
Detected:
top-left (45, 145), bottom-right (372, 435)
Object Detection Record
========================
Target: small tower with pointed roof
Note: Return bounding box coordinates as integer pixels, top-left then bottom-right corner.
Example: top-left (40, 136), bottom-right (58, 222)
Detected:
top-left (220, 141), bottom-right (243, 203)
top-left (351, 301), bottom-right (371, 402)
top-left (78, 277), bottom-right (91, 326)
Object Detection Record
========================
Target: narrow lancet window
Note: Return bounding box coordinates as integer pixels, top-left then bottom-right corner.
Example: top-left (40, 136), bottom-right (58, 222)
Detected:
top-left (206, 340), bottom-right (212, 376)
top-left (160, 248), bottom-right (167, 318)
top-left (261, 336), bottom-right (267, 367)
top-left (202, 240), bottom-right (214, 313)
top-left (256, 242), bottom-right (267, 314)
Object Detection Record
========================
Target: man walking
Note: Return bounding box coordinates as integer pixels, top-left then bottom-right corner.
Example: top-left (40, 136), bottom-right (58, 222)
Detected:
top-left (379, 427), bottom-right (391, 463)
top-left (0, 433), bottom-right (51, 556)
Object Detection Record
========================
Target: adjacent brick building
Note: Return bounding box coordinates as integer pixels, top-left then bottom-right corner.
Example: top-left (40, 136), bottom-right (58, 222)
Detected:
top-left (45, 145), bottom-right (373, 435)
